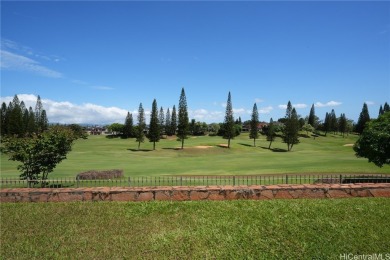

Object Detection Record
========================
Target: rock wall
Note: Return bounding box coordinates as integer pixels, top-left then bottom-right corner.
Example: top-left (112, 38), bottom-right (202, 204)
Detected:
top-left (1, 184), bottom-right (389, 203)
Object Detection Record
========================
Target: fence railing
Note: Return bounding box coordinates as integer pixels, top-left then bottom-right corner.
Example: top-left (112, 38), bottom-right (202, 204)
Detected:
top-left (0, 174), bottom-right (389, 189)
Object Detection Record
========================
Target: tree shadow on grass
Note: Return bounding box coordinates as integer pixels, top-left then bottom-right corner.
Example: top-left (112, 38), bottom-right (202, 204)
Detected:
top-left (127, 148), bottom-right (153, 152)
top-left (260, 146), bottom-right (288, 152)
top-left (238, 143), bottom-right (253, 147)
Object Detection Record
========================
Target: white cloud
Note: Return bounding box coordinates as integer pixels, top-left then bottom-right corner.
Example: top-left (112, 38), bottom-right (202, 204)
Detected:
top-left (0, 50), bottom-right (63, 78)
top-left (255, 98), bottom-right (264, 103)
top-left (0, 94), bottom-right (128, 125)
top-left (189, 109), bottom-right (223, 122)
top-left (314, 101), bottom-right (342, 107)
top-left (278, 103), bottom-right (307, 109)
top-left (258, 106), bottom-right (273, 114)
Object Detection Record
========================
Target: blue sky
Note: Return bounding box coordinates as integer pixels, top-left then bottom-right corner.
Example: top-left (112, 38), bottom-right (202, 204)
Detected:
top-left (1, 1), bottom-right (389, 124)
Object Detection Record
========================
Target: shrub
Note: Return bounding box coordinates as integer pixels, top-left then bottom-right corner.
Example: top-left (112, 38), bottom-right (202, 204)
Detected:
top-left (76, 169), bottom-right (123, 180)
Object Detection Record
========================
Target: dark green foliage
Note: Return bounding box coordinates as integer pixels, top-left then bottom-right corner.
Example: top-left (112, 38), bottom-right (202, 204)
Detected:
top-left (0, 102), bottom-right (7, 136)
top-left (27, 107), bottom-right (36, 134)
top-left (159, 107), bottom-right (165, 136)
top-left (8, 95), bottom-right (23, 137)
top-left (266, 118), bottom-right (276, 149)
top-left (302, 123), bottom-right (314, 137)
top-left (379, 105), bottom-right (384, 116)
top-left (323, 112), bottom-right (331, 136)
top-left (329, 109), bottom-right (337, 134)
top-left (1, 126), bottom-right (76, 185)
top-left (170, 105), bottom-right (177, 136)
top-left (384, 102), bottom-right (390, 112)
top-left (354, 112), bottom-right (390, 167)
top-left (177, 88), bottom-right (189, 149)
top-left (355, 103), bottom-right (370, 134)
top-left (68, 124), bottom-right (88, 139)
top-left (308, 103), bottom-right (316, 127)
top-left (249, 103), bottom-right (259, 147)
top-left (148, 99), bottom-right (160, 150)
top-left (165, 108), bottom-right (171, 136)
top-left (223, 92), bottom-right (235, 148)
top-left (282, 101), bottom-right (300, 151)
top-left (123, 112), bottom-right (134, 138)
top-left (108, 123), bottom-right (124, 135)
top-left (136, 103), bottom-right (146, 149)
top-left (338, 113), bottom-right (347, 137)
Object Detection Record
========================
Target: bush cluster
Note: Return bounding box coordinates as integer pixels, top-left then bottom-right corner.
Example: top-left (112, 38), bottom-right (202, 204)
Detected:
top-left (76, 169), bottom-right (124, 180)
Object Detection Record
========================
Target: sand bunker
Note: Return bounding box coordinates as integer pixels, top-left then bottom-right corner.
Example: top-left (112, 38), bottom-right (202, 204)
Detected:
top-left (343, 144), bottom-right (354, 147)
top-left (194, 146), bottom-right (213, 149)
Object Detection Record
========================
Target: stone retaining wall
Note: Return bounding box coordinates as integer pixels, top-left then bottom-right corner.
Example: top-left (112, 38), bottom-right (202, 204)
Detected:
top-left (1, 183), bottom-right (389, 203)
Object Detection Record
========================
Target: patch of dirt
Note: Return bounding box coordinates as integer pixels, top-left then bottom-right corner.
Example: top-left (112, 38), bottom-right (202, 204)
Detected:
top-left (194, 146), bottom-right (213, 149)
top-left (343, 144), bottom-right (354, 147)
top-left (218, 144), bottom-right (229, 148)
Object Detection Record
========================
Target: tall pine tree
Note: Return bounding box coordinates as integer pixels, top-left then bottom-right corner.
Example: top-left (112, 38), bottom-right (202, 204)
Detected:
top-left (148, 99), bottom-right (160, 150)
top-left (338, 113), bottom-right (347, 137)
top-left (170, 105), bottom-right (177, 136)
top-left (249, 103), bottom-right (259, 147)
top-left (0, 102), bottom-right (7, 136)
top-left (266, 118), bottom-right (276, 149)
top-left (330, 109), bottom-right (337, 134)
top-left (35, 95), bottom-right (44, 133)
top-left (8, 95), bottom-right (23, 137)
top-left (355, 103), bottom-right (370, 134)
top-left (123, 112), bottom-right (134, 138)
top-left (383, 102), bottom-right (389, 113)
top-left (223, 92), bottom-right (235, 148)
top-left (159, 107), bottom-right (165, 136)
top-left (282, 101), bottom-right (300, 151)
top-left (308, 103), bottom-right (316, 127)
top-left (177, 88), bottom-right (189, 149)
top-left (165, 108), bottom-right (171, 136)
top-left (136, 103), bottom-right (146, 150)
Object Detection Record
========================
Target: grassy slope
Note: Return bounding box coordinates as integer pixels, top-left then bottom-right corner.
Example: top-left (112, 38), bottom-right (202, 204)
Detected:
top-left (1, 132), bottom-right (389, 178)
top-left (1, 199), bottom-right (389, 259)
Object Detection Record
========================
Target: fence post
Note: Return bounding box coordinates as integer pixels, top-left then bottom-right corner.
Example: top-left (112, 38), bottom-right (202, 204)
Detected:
top-left (180, 177), bottom-right (183, 186)
top-left (27, 177), bottom-right (30, 188)
top-left (128, 177), bottom-right (131, 187)
top-left (286, 175), bottom-right (288, 185)
top-left (339, 174), bottom-right (342, 184)
top-left (233, 176), bottom-right (236, 186)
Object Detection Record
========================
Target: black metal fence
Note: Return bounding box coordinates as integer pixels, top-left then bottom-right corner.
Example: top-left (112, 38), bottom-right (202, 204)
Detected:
top-left (0, 174), bottom-right (389, 189)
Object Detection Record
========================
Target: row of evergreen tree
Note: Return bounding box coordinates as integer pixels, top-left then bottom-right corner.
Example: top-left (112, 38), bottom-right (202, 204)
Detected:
top-left (0, 95), bottom-right (48, 137)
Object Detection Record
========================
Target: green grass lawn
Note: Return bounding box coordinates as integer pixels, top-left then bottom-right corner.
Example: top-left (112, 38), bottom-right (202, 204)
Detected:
top-left (1, 198), bottom-right (389, 259)
top-left (1, 132), bottom-right (389, 178)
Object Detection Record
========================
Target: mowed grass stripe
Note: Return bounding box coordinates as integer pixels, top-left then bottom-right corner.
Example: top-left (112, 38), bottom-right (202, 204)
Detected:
top-left (1, 198), bottom-right (389, 259)
top-left (1, 133), bottom-right (389, 178)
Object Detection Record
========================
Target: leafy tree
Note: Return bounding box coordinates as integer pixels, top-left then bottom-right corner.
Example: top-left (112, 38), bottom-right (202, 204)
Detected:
top-left (177, 88), bottom-right (189, 149)
top-left (354, 112), bottom-right (390, 167)
top-left (68, 124), bottom-right (88, 139)
top-left (189, 119), bottom-right (196, 135)
top-left (108, 123), bottom-right (124, 134)
top-left (249, 103), bottom-right (259, 147)
top-left (282, 101), bottom-right (300, 151)
top-left (266, 118), bottom-right (276, 149)
top-left (170, 105), bottom-right (177, 136)
top-left (148, 99), bottom-right (160, 150)
top-left (165, 108), bottom-right (171, 136)
top-left (123, 112), bottom-right (134, 138)
top-left (308, 104), bottom-right (316, 128)
top-left (136, 103), bottom-right (146, 150)
top-left (355, 103), bottom-right (370, 134)
top-left (223, 92), bottom-right (235, 148)
top-left (302, 123), bottom-right (314, 137)
top-left (1, 126), bottom-right (76, 186)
